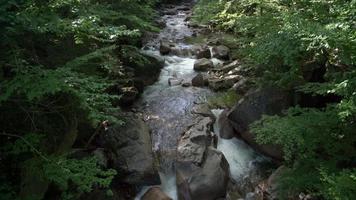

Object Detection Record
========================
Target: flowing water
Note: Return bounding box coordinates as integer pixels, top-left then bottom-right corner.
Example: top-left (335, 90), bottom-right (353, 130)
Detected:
top-left (135, 3), bottom-right (270, 199)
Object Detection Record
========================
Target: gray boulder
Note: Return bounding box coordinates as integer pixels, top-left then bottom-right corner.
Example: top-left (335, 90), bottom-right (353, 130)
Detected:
top-left (177, 117), bottom-right (215, 164)
top-left (176, 147), bottom-right (230, 200)
top-left (191, 73), bottom-right (205, 87)
top-left (196, 46), bottom-right (211, 59)
top-left (218, 109), bottom-right (236, 139)
top-left (227, 88), bottom-right (295, 160)
top-left (212, 45), bottom-right (230, 60)
top-left (208, 75), bottom-right (242, 91)
top-left (99, 113), bottom-right (160, 186)
top-left (160, 41), bottom-right (172, 55)
top-left (191, 104), bottom-right (216, 122)
top-left (194, 58), bottom-right (214, 71)
top-left (176, 117), bottom-right (229, 200)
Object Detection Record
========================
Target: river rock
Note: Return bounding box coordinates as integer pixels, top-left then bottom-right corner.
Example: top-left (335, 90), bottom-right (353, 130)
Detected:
top-left (209, 75), bottom-right (242, 91)
top-left (176, 116), bottom-right (229, 200)
top-left (227, 88), bottom-right (295, 160)
top-left (176, 147), bottom-right (230, 200)
top-left (142, 187), bottom-right (172, 200)
top-left (196, 46), bottom-right (211, 59)
top-left (212, 45), bottom-right (230, 60)
top-left (191, 73), bottom-right (205, 87)
top-left (212, 60), bottom-right (240, 73)
top-left (168, 77), bottom-right (183, 86)
top-left (191, 103), bottom-right (216, 121)
top-left (138, 52), bottom-right (165, 85)
top-left (218, 109), bottom-right (235, 139)
top-left (160, 41), bottom-right (172, 55)
top-left (232, 78), bottom-right (249, 95)
top-left (177, 117), bottom-right (215, 164)
top-left (98, 113), bottom-right (160, 186)
top-left (118, 86), bottom-right (139, 105)
top-left (194, 58), bottom-right (214, 71)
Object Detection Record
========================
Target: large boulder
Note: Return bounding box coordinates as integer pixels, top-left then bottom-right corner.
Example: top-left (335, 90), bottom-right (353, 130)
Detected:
top-left (138, 52), bottom-right (165, 85)
top-left (194, 58), bottom-right (214, 71)
top-left (191, 73), bottom-right (205, 87)
top-left (191, 104), bottom-right (216, 122)
top-left (227, 88), bottom-right (295, 160)
top-left (160, 41), bottom-right (172, 55)
top-left (176, 117), bottom-right (229, 200)
top-left (212, 45), bottom-right (230, 60)
top-left (176, 147), bottom-right (230, 200)
top-left (218, 109), bottom-right (235, 139)
top-left (196, 46), bottom-right (211, 59)
top-left (98, 113), bottom-right (160, 186)
top-left (177, 117), bottom-right (215, 164)
top-left (142, 187), bottom-right (172, 200)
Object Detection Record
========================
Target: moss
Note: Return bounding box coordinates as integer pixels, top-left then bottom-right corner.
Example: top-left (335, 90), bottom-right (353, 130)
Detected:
top-left (207, 89), bottom-right (240, 109)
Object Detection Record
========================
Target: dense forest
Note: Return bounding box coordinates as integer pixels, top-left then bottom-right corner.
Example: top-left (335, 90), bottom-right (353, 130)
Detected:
top-left (0, 0), bottom-right (355, 200)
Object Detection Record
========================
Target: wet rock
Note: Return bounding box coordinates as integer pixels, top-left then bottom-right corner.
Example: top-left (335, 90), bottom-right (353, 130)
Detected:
top-left (119, 86), bottom-right (139, 105)
top-left (227, 88), bottom-right (295, 160)
top-left (177, 117), bottom-right (215, 164)
top-left (218, 109), bottom-right (235, 139)
top-left (212, 45), bottom-right (230, 60)
top-left (168, 77), bottom-right (183, 86)
top-left (208, 75), bottom-right (242, 91)
top-left (196, 46), bottom-right (211, 59)
top-left (98, 113), bottom-right (160, 186)
top-left (182, 81), bottom-right (191, 87)
top-left (142, 187), bottom-right (172, 200)
top-left (191, 103), bottom-right (216, 121)
top-left (191, 73), bottom-right (205, 87)
top-left (138, 52), bottom-right (165, 85)
top-left (212, 60), bottom-right (240, 74)
top-left (170, 47), bottom-right (191, 57)
top-left (232, 78), bottom-right (249, 95)
top-left (176, 116), bottom-right (229, 200)
top-left (194, 58), bottom-right (214, 71)
top-left (176, 147), bottom-right (230, 200)
top-left (160, 41), bottom-right (172, 55)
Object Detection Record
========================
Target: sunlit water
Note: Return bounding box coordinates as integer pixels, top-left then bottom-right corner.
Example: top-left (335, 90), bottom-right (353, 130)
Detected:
top-left (211, 109), bottom-right (270, 183)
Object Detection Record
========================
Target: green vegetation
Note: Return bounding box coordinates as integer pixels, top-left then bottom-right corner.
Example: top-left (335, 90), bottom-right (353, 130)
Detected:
top-left (193, 0), bottom-right (356, 199)
top-left (0, 0), bottom-right (162, 199)
top-left (208, 89), bottom-right (240, 108)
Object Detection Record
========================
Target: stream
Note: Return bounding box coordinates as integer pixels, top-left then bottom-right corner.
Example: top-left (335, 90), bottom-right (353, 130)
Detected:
top-left (135, 2), bottom-right (270, 199)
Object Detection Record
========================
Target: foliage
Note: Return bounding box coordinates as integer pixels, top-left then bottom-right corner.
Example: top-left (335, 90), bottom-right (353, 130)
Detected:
top-left (44, 156), bottom-right (116, 200)
top-left (208, 89), bottom-right (240, 108)
top-left (0, 0), bottom-right (161, 199)
top-left (194, 0), bottom-right (356, 198)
